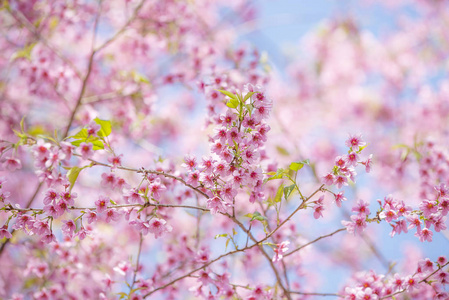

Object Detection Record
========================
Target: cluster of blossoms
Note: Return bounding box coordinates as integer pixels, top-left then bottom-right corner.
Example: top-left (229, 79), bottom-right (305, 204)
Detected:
top-left (342, 256), bottom-right (449, 299)
top-left (378, 184), bottom-right (448, 242)
top-left (342, 199), bottom-right (370, 235)
top-left (182, 84), bottom-right (273, 214)
top-left (0, 177), bottom-right (12, 239)
top-left (199, 48), bottom-right (270, 128)
top-left (322, 134), bottom-right (372, 190)
top-left (342, 183), bottom-right (448, 241)
top-left (5, 232), bottom-right (142, 299)
top-left (31, 139), bottom-right (74, 187)
top-left (318, 134), bottom-right (371, 221)
top-left (417, 140), bottom-right (449, 200)
top-left (189, 269), bottom-right (272, 299)
top-left (124, 172), bottom-right (174, 239)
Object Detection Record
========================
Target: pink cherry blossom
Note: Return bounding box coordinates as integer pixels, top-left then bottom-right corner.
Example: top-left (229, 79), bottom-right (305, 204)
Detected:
top-left (272, 241), bottom-right (290, 262)
top-left (79, 142), bottom-right (94, 160)
top-left (148, 218), bottom-right (172, 239)
top-left (3, 157), bottom-right (22, 171)
top-left (345, 134), bottom-right (366, 151)
top-left (0, 225), bottom-right (12, 239)
top-left (95, 196), bottom-right (109, 214)
top-left (207, 196), bottom-right (229, 215)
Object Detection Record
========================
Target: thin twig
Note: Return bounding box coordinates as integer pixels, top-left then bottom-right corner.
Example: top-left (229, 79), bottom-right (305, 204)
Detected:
top-left (0, 181), bottom-right (43, 256)
top-left (62, 0), bottom-right (102, 138)
top-left (3, 202), bottom-right (210, 213)
top-left (81, 156), bottom-right (210, 199)
top-left (130, 233), bottom-right (144, 291)
top-left (379, 261), bottom-right (449, 300)
top-left (289, 291), bottom-right (342, 297)
top-left (284, 228), bottom-right (346, 257)
top-left (7, 8), bottom-right (82, 79)
top-left (94, 0), bottom-right (147, 53)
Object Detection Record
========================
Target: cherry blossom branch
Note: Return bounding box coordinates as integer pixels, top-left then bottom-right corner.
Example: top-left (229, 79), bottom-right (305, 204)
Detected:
top-left (261, 184), bottom-right (325, 243)
top-left (62, 0), bottom-right (102, 138)
top-left (94, 0), bottom-right (147, 53)
top-left (379, 261), bottom-right (449, 299)
top-left (284, 227), bottom-right (346, 257)
top-left (229, 215), bottom-right (292, 300)
top-left (143, 247), bottom-right (244, 298)
top-left (82, 91), bottom-right (126, 104)
top-left (130, 233), bottom-right (144, 291)
top-left (82, 156), bottom-right (210, 199)
top-left (0, 181), bottom-right (44, 256)
top-left (143, 194), bottom-right (331, 299)
top-left (6, 8), bottom-right (83, 79)
top-left (342, 208), bottom-right (392, 271)
top-left (289, 291), bottom-right (342, 297)
top-left (3, 202), bottom-right (210, 213)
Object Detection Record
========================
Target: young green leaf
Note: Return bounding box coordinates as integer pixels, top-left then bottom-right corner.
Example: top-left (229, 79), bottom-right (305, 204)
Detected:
top-left (214, 233), bottom-right (228, 239)
top-left (216, 89), bottom-right (238, 100)
top-left (283, 184), bottom-right (296, 200)
top-left (243, 91), bottom-right (257, 102)
top-left (10, 43), bottom-right (36, 61)
top-left (71, 138), bottom-right (104, 150)
top-left (94, 118), bottom-right (112, 137)
top-left (66, 166), bottom-right (83, 191)
top-left (274, 184), bottom-right (284, 203)
top-left (276, 146), bottom-right (289, 156)
top-left (250, 211), bottom-right (267, 222)
top-left (226, 100), bottom-right (238, 109)
top-left (69, 128), bottom-right (89, 139)
top-left (289, 159), bottom-right (309, 171)
top-left (264, 168), bottom-right (286, 183)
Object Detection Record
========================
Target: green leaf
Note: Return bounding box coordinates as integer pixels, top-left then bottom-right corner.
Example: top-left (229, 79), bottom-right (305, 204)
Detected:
top-left (400, 148), bottom-right (409, 162)
top-left (69, 128), bottom-right (88, 139)
top-left (215, 233), bottom-right (228, 239)
top-left (283, 184), bottom-right (296, 200)
top-left (357, 144), bottom-right (368, 153)
top-left (276, 146), bottom-right (289, 156)
top-left (131, 71), bottom-right (150, 84)
top-left (225, 238), bottom-right (230, 250)
top-left (289, 162), bottom-right (303, 171)
top-left (27, 125), bottom-right (46, 136)
top-left (10, 43), bottom-right (36, 61)
top-left (94, 118), bottom-right (112, 137)
top-left (250, 211), bottom-right (267, 222)
top-left (48, 16), bottom-right (59, 30)
top-left (265, 168), bottom-right (286, 183)
top-left (243, 91), bottom-right (257, 102)
top-left (1, 0), bottom-right (11, 11)
top-left (232, 228), bottom-right (237, 236)
top-left (216, 89), bottom-right (238, 100)
top-left (115, 292), bottom-right (127, 299)
top-left (289, 159), bottom-right (309, 171)
top-left (274, 184), bottom-right (284, 203)
top-left (225, 97), bottom-right (240, 109)
top-left (71, 138), bottom-right (104, 150)
top-left (392, 144), bottom-right (408, 149)
top-left (12, 128), bottom-right (27, 139)
top-left (66, 166), bottom-right (82, 191)
top-left (20, 116), bottom-right (25, 132)
top-left (226, 100), bottom-right (238, 109)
